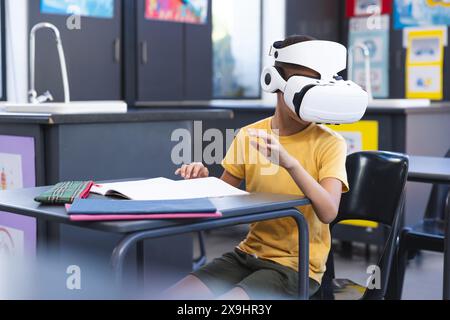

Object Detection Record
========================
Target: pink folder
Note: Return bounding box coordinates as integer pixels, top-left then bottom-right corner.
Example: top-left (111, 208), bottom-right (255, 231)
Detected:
top-left (65, 204), bottom-right (222, 221)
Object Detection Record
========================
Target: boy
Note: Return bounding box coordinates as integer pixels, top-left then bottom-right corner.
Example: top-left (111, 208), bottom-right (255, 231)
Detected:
top-left (168, 35), bottom-right (349, 300)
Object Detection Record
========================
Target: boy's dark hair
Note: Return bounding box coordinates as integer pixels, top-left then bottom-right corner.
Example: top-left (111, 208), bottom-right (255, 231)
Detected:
top-left (273, 34), bottom-right (316, 49)
top-left (274, 35), bottom-right (320, 80)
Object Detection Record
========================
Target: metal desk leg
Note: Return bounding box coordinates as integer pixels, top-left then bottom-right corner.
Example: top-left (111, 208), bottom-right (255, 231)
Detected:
top-left (136, 240), bottom-right (145, 289)
top-left (294, 211), bottom-right (310, 300)
top-left (36, 219), bottom-right (60, 258)
top-left (111, 208), bottom-right (310, 300)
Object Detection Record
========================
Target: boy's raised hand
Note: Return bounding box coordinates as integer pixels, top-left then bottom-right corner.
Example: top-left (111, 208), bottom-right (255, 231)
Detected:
top-left (248, 129), bottom-right (298, 171)
top-left (175, 162), bottom-right (209, 180)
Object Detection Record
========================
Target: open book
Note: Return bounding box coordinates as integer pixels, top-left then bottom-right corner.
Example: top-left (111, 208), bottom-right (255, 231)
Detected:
top-left (90, 177), bottom-right (248, 201)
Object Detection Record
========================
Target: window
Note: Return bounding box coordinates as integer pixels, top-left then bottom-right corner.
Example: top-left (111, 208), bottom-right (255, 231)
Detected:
top-left (212, 0), bottom-right (262, 99)
top-left (0, 1), bottom-right (6, 101)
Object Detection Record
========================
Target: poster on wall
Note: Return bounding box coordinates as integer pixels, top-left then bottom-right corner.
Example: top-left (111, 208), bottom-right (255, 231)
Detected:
top-left (145, 0), bottom-right (209, 24)
top-left (349, 15), bottom-right (390, 98)
top-left (328, 121), bottom-right (379, 155)
top-left (0, 136), bottom-right (37, 259)
top-left (0, 213), bottom-right (36, 258)
top-left (394, 0), bottom-right (450, 29)
top-left (0, 136), bottom-right (35, 189)
top-left (0, 153), bottom-right (23, 190)
top-left (404, 26), bottom-right (447, 99)
top-left (346, 0), bottom-right (392, 17)
top-left (41, 0), bottom-right (115, 19)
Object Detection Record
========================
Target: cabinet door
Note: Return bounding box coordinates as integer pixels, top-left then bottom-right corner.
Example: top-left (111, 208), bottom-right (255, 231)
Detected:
top-left (286, 0), bottom-right (343, 42)
top-left (184, 0), bottom-right (212, 101)
top-left (136, 0), bottom-right (184, 102)
top-left (29, 0), bottom-right (122, 101)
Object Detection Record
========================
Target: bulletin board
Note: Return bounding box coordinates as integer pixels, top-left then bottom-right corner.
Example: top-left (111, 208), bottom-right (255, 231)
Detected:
top-left (0, 213), bottom-right (36, 258)
top-left (327, 121), bottom-right (379, 155)
top-left (404, 27), bottom-right (447, 100)
top-left (40, 0), bottom-right (115, 19)
top-left (0, 136), bottom-right (37, 258)
top-left (394, 0), bottom-right (450, 29)
top-left (145, 0), bottom-right (209, 24)
top-left (348, 15), bottom-right (390, 98)
top-left (346, 0), bottom-right (392, 17)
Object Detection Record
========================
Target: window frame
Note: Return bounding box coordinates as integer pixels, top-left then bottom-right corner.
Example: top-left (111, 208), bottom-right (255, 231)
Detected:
top-left (212, 0), bottom-right (264, 101)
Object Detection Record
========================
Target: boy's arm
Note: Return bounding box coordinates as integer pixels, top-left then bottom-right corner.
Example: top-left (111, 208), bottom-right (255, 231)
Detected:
top-left (286, 165), bottom-right (342, 224)
top-left (248, 129), bottom-right (343, 224)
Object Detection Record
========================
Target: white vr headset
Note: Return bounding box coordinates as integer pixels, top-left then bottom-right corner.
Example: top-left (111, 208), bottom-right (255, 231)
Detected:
top-left (261, 40), bottom-right (369, 124)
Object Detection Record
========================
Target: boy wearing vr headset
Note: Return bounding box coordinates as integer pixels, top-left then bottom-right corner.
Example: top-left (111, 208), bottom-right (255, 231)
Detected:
top-left (168, 35), bottom-right (368, 300)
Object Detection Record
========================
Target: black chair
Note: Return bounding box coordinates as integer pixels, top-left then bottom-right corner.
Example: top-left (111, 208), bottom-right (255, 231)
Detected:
top-left (392, 149), bottom-right (450, 299)
top-left (314, 151), bottom-right (409, 300)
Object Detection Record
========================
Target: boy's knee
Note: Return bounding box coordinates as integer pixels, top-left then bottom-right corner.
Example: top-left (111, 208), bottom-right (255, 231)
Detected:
top-left (162, 275), bottom-right (214, 300)
top-left (217, 287), bottom-right (250, 300)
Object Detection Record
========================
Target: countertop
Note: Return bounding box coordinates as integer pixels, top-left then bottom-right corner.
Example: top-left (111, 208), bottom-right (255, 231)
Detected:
top-left (1, 100), bottom-right (450, 125)
top-left (0, 108), bottom-right (234, 125)
top-left (136, 100), bottom-right (450, 115)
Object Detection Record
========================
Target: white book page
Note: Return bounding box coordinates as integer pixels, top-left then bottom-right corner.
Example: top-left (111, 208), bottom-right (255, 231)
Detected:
top-left (90, 178), bottom-right (174, 198)
top-left (91, 177), bottom-right (247, 200)
top-left (169, 177), bottom-right (248, 200)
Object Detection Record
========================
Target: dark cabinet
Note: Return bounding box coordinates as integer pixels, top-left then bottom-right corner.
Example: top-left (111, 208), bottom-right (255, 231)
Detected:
top-left (28, 0), bottom-right (214, 103)
top-left (28, 0), bottom-right (122, 101)
top-left (286, 0), bottom-right (344, 42)
top-left (136, 0), bottom-right (212, 102)
top-left (184, 7), bottom-right (213, 101)
top-left (136, 0), bottom-right (184, 102)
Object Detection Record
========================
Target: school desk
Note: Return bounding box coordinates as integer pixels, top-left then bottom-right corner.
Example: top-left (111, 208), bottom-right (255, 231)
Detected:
top-left (0, 108), bottom-right (234, 285)
top-left (0, 186), bottom-right (311, 299)
top-left (408, 156), bottom-right (450, 300)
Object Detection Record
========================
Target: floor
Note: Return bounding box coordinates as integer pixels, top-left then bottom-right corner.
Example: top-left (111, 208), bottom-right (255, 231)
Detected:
top-left (196, 225), bottom-right (444, 300)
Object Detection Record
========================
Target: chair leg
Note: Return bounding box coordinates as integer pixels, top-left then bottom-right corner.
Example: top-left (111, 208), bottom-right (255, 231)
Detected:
top-left (341, 241), bottom-right (353, 258)
top-left (395, 234), bottom-right (411, 299)
top-left (365, 244), bottom-right (371, 261)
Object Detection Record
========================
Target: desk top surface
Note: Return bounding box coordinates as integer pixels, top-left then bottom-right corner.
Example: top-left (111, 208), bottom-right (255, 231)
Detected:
top-left (408, 156), bottom-right (450, 183)
top-left (0, 186), bottom-right (309, 234)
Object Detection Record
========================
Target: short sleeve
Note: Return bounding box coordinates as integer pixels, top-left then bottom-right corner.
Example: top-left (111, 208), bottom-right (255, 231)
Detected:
top-left (318, 137), bottom-right (349, 193)
top-left (221, 130), bottom-right (246, 180)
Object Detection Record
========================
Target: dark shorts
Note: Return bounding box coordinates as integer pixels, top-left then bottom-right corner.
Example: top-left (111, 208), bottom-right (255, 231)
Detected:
top-left (191, 248), bottom-right (320, 300)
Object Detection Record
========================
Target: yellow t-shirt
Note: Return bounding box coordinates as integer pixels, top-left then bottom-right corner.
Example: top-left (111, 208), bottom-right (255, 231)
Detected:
top-left (222, 117), bottom-right (349, 284)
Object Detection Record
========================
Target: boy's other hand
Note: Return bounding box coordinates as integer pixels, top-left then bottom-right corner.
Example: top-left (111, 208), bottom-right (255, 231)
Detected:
top-left (248, 129), bottom-right (298, 171)
top-left (175, 163), bottom-right (209, 180)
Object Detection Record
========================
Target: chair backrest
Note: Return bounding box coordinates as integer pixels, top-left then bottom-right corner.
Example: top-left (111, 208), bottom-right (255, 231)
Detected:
top-left (423, 149), bottom-right (450, 220)
top-left (334, 151), bottom-right (409, 226)
top-left (326, 151), bottom-right (409, 300)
